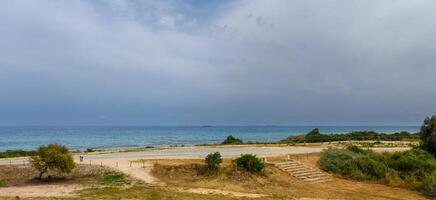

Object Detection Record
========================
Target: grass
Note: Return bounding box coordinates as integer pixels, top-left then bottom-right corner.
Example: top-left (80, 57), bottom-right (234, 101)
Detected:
top-left (97, 172), bottom-right (131, 185)
top-left (78, 184), bottom-right (273, 200)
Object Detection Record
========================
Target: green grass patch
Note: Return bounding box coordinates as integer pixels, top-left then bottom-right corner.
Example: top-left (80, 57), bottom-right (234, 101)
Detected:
top-left (97, 172), bottom-right (130, 185)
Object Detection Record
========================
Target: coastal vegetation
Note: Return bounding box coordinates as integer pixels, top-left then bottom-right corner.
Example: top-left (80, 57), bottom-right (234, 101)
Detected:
top-left (420, 115), bottom-right (436, 155)
top-left (0, 149), bottom-right (37, 158)
top-left (205, 152), bottom-right (222, 170)
top-left (318, 115), bottom-right (436, 198)
top-left (235, 154), bottom-right (265, 173)
top-left (222, 135), bottom-right (243, 144)
top-left (30, 144), bottom-right (76, 179)
top-left (281, 128), bottom-right (419, 143)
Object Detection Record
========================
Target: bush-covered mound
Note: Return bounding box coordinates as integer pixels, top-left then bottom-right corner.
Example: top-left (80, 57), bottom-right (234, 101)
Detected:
top-left (319, 146), bottom-right (436, 197)
top-left (222, 135), bottom-right (243, 144)
top-left (282, 128), bottom-right (419, 143)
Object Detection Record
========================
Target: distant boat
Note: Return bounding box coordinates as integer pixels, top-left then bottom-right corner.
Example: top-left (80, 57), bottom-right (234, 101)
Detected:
top-left (201, 125), bottom-right (213, 127)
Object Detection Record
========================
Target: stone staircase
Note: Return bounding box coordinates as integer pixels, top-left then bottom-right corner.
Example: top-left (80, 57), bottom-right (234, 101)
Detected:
top-left (273, 159), bottom-right (332, 183)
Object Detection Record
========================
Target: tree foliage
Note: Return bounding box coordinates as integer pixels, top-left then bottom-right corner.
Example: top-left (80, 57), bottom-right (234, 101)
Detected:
top-left (420, 115), bottom-right (436, 155)
top-left (31, 144), bottom-right (75, 179)
top-left (222, 135), bottom-right (243, 144)
top-left (205, 152), bottom-right (222, 170)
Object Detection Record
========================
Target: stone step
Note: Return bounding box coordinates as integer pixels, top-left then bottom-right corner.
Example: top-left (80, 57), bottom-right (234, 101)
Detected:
top-left (293, 170), bottom-right (322, 176)
top-left (272, 159), bottom-right (331, 183)
top-left (285, 167), bottom-right (311, 172)
top-left (280, 165), bottom-right (306, 171)
top-left (278, 163), bottom-right (302, 167)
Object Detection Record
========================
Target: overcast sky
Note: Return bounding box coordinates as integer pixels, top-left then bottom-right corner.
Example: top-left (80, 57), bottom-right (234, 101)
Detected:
top-left (1, 0), bottom-right (435, 126)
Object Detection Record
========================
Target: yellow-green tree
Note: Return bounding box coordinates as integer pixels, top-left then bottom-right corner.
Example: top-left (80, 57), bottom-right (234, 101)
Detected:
top-left (31, 144), bottom-right (75, 179)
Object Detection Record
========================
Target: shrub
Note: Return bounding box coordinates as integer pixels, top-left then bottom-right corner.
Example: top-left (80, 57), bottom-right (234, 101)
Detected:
top-left (205, 152), bottom-right (222, 170)
top-left (420, 172), bottom-right (436, 198)
top-left (387, 148), bottom-right (436, 178)
top-left (85, 148), bottom-right (95, 153)
top-left (31, 144), bottom-right (76, 179)
top-left (319, 145), bottom-right (436, 198)
top-left (420, 115), bottom-right (436, 155)
top-left (235, 154), bottom-right (264, 173)
top-left (222, 135), bottom-right (243, 144)
top-left (318, 147), bottom-right (389, 180)
top-left (0, 150), bottom-right (37, 158)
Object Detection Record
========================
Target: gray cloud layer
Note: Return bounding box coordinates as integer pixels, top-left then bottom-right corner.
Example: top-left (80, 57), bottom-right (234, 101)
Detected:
top-left (1, 0), bottom-right (435, 125)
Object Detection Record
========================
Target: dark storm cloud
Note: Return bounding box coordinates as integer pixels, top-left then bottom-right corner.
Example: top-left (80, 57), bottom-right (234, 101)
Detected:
top-left (0, 0), bottom-right (435, 125)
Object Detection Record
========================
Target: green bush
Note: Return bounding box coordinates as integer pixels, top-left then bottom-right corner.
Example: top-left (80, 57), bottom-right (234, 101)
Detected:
top-left (222, 135), bottom-right (243, 144)
top-left (0, 150), bottom-right (37, 158)
top-left (319, 147), bottom-right (390, 180)
top-left (387, 148), bottom-right (436, 178)
top-left (205, 152), bottom-right (222, 170)
top-left (85, 148), bottom-right (95, 153)
top-left (319, 145), bottom-right (436, 198)
top-left (31, 144), bottom-right (76, 179)
top-left (235, 154), bottom-right (264, 173)
top-left (420, 172), bottom-right (436, 197)
top-left (98, 172), bottom-right (130, 185)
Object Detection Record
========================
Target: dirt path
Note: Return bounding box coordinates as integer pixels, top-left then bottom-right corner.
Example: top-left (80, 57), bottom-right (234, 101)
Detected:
top-left (173, 187), bottom-right (268, 198)
top-left (0, 184), bottom-right (84, 198)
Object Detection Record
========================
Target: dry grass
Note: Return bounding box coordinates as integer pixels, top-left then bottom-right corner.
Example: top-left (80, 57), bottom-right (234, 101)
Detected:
top-left (0, 164), bottom-right (111, 187)
top-left (151, 155), bottom-right (428, 200)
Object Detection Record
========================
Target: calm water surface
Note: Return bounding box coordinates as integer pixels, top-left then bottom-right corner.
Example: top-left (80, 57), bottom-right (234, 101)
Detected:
top-left (0, 126), bottom-right (419, 151)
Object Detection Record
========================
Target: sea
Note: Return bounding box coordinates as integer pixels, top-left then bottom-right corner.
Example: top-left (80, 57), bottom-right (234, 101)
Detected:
top-left (0, 126), bottom-right (419, 151)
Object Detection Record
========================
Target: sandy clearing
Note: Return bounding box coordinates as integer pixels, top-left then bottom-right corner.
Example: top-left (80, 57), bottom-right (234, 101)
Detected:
top-left (0, 184), bottom-right (84, 197)
top-left (81, 157), bottom-right (160, 185)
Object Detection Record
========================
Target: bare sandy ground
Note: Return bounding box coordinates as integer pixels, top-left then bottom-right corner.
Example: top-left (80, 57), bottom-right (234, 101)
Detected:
top-left (0, 184), bottom-right (84, 197)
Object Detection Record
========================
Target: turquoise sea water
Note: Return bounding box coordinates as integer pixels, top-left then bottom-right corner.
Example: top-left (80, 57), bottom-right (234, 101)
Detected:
top-left (0, 126), bottom-right (419, 151)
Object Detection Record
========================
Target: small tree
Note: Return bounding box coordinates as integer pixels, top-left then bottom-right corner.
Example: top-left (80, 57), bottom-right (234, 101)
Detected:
top-left (222, 135), bottom-right (243, 144)
top-left (205, 152), bottom-right (222, 170)
top-left (31, 144), bottom-right (75, 179)
top-left (420, 116), bottom-right (436, 155)
top-left (235, 154), bottom-right (264, 173)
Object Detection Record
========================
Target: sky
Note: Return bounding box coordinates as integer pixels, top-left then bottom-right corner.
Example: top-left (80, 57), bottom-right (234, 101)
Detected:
top-left (0, 0), bottom-right (435, 126)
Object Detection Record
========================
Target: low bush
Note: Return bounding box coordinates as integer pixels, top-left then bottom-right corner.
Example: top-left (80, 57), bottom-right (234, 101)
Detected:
top-left (98, 172), bottom-right (130, 185)
top-left (222, 135), bottom-right (243, 144)
top-left (205, 152), bottom-right (222, 170)
top-left (0, 150), bottom-right (37, 158)
top-left (319, 146), bottom-right (436, 198)
top-left (85, 148), bottom-right (95, 153)
top-left (235, 154), bottom-right (264, 173)
top-left (420, 172), bottom-right (436, 197)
